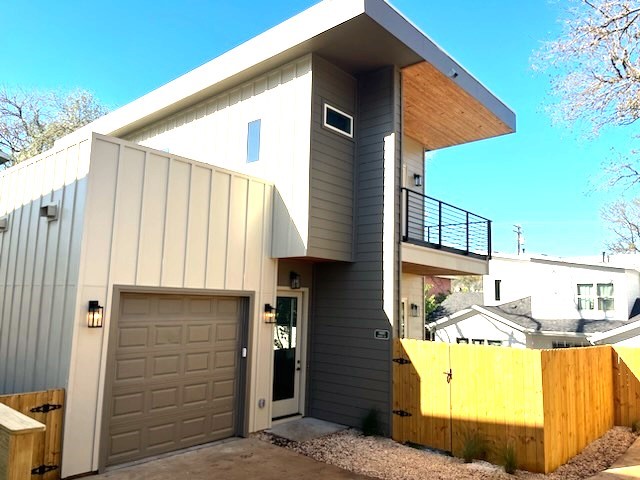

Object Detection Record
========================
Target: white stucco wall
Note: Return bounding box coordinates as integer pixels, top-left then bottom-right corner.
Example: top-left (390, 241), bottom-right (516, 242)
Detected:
top-left (401, 273), bottom-right (424, 340)
top-left (484, 256), bottom-right (635, 321)
top-left (126, 56), bottom-right (312, 258)
top-left (63, 135), bottom-right (277, 477)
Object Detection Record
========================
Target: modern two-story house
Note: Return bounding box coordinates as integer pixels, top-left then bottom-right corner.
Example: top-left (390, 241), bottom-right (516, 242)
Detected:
top-left (0, 0), bottom-right (514, 476)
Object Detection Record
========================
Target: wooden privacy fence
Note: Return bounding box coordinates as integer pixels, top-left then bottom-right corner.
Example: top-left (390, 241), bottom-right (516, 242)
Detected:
top-left (0, 389), bottom-right (64, 480)
top-left (393, 340), bottom-right (621, 473)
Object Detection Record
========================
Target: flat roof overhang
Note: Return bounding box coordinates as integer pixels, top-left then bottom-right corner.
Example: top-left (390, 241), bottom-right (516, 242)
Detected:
top-left (72, 0), bottom-right (515, 144)
top-left (402, 243), bottom-right (489, 276)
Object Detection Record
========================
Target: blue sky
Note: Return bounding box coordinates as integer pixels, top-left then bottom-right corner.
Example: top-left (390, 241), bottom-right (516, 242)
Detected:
top-left (1, 0), bottom-right (632, 256)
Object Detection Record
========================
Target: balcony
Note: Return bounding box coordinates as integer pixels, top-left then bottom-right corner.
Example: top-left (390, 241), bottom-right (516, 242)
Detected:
top-left (401, 188), bottom-right (491, 276)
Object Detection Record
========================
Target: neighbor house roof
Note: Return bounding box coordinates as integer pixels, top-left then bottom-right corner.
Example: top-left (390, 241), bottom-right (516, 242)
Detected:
top-left (429, 291), bottom-right (482, 321)
top-left (66, 0), bottom-right (515, 145)
top-left (481, 298), bottom-right (628, 334)
top-left (430, 296), bottom-right (628, 336)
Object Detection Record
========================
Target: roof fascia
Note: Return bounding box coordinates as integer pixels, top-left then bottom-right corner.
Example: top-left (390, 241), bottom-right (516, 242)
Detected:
top-left (363, 0), bottom-right (515, 132)
top-left (73, 0), bottom-right (367, 139)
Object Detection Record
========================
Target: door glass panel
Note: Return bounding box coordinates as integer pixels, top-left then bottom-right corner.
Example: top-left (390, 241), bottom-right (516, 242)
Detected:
top-left (273, 297), bottom-right (297, 401)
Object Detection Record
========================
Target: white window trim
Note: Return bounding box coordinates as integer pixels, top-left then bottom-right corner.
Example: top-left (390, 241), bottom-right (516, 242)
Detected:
top-left (323, 103), bottom-right (354, 138)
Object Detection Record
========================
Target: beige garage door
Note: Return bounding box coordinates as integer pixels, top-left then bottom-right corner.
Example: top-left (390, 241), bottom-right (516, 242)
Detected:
top-left (104, 293), bottom-right (244, 466)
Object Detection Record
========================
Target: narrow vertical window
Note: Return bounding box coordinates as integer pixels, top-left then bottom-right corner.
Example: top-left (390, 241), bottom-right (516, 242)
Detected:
top-left (247, 119), bottom-right (261, 163)
top-left (494, 279), bottom-right (501, 301)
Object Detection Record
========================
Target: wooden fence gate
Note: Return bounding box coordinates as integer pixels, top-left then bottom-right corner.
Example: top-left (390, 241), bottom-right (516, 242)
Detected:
top-left (392, 340), bottom-right (617, 473)
top-left (0, 389), bottom-right (64, 480)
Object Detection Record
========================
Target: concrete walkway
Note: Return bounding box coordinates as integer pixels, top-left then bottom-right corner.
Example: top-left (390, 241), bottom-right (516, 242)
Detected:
top-left (91, 437), bottom-right (371, 480)
top-left (590, 436), bottom-right (640, 479)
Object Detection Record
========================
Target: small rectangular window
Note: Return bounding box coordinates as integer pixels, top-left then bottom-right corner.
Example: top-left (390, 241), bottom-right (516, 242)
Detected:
top-left (456, 337), bottom-right (469, 344)
top-left (597, 283), bottom-right (614, 311)
top-left (472, 339), bottom-right (485, 345)
top-left (323, 104), bottom-right (353, 138)
top-left (577, 283), bottom-right (594, 310)
top-left (494, 280), bottom-right (501, 301)
top-left (487, 340), bottom-right (502, 346)
top-left (247, 119), bottom-right (261, 163)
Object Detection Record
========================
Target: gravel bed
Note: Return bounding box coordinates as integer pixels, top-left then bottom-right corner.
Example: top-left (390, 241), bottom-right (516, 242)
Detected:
top-left (256, 427), bottom-right (637, 479)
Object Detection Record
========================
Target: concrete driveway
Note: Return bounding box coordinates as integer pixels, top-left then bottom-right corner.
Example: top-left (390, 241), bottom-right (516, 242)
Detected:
top-left (92, 437), bottom-right (372, 480)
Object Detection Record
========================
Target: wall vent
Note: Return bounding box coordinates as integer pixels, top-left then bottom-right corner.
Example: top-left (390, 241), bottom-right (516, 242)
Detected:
top-left (40, 203), bottom-right (59, 221)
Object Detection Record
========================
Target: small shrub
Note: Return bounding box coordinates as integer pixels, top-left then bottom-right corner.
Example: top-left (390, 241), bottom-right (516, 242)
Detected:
top-left (361, 408), bottom-right (381, 436)
top-left (500, 442), bottom-right (517, 474)
top-left (632, 420), bottom-right (640, 434)
top-left (461, 431), bottom-right (489, 463)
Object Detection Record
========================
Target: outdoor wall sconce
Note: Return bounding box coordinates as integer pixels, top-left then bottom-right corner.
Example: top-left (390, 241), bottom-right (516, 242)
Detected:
top-left (410, 303), bottom-right (419, 317)
top-left (0, 215), bottom-right (8, 233)
top-left (87, 301), bottom-right (104, 328)
top-left (413, 174), bottom-right (423, 187)
top-left (290, 271), bottom-right (301, 289)
top-left (264, 303), bottom-right (276, 323)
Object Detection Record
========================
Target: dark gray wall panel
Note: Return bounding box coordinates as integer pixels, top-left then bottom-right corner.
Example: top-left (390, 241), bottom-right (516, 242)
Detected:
top-left (309, 66), bottom-right (400, 435)
top-left (308, 55), bottom-right (356, 261)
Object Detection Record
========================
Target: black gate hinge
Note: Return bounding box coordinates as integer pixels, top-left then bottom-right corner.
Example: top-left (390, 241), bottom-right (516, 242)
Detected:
top-left (392, 357), bottom-right (411, 365)
top-left (392, 409), bottom-right (412, 417)
top-left (32, 465), bottom-right (59, 475)
top-left (30, 403), bottom-right (62, 414)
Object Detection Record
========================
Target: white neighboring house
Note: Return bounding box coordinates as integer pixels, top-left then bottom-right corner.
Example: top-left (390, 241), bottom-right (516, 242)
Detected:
top-left (428, 254), bottom-right (640, 348)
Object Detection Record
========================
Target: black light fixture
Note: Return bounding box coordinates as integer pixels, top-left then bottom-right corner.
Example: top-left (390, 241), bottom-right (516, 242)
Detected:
top-left (87, 301), bottom-right (104, 328)
top-left (413, 173), bottom-right (423, 187)
top-left (410, 303), bottom-right (419, 317)
top-left (290, 271), bottom-right (301, 289)
top-left (264, 303), bottom-right (276, 323)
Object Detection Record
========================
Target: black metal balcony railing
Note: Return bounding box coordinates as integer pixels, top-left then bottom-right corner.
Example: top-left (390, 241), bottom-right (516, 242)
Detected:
top-left (402, 188), bottom-right (492, 259)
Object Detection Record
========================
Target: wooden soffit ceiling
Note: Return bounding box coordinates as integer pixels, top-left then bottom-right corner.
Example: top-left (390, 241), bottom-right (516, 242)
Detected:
top-left (402, 61), bottom-right (513, 150)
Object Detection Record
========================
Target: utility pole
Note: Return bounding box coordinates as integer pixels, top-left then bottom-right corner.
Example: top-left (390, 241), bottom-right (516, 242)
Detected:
top-left (514, 224), bottom-right (524, 255)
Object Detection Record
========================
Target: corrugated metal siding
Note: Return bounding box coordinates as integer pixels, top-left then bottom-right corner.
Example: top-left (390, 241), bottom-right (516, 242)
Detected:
top-left (0, 140), bottom-right (90, 394)
top-left (308, 56), bottom-right (356, 261)
top-left (309, 67), bottom-right (400, 434)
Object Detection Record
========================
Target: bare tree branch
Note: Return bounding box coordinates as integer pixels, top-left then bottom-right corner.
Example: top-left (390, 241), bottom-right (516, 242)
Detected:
top-left (0, 87), bottom-right (108, 167)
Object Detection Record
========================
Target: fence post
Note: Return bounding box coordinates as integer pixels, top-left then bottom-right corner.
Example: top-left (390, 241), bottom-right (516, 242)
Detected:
top-left (0, 403), bottom-right (46, 480)
top-left (487, 220), bottom-right (492, 259)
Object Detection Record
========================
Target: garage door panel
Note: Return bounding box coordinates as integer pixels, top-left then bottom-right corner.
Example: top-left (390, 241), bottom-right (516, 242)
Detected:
top-left (118, 327), bottom-right (150, 348)
top-left (106, 293), bottom-right (243, 466)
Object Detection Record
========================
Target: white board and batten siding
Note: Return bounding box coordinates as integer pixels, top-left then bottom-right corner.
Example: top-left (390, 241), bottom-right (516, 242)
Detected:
top-left (63, 134), bottom-right (277, 477)
top-left (0, 140), bottom-right (90, 395)
top-left (125, 55), bottom-right (315, 259)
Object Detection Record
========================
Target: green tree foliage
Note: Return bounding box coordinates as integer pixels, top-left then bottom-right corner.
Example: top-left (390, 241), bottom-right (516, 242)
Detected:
top-left (0, 88), bottom-right (108, 167)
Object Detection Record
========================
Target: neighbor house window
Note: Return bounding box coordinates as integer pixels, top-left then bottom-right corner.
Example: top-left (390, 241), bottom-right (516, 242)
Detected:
top-left (247, 119), bottom-right (261, 163)
top-left (472, 339), bottom-right (485, 345)
top-left (597, 283), bottom-right (614, 311)
top-left (456, 338), bottom-right (469, 344)
top-left (577, 284), bottom-right (594, 310)
top-left (323, 104), bottom-right (353, 138)
top-left (487, 340), bottom-right (502, 346)
top-left (552, 340), bottom-right (589, 349)
top-left (495, 280), bottom-right (501, 301)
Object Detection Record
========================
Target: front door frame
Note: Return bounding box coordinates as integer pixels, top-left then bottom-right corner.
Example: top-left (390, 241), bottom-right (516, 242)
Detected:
top-left (272, 287), bottom-right (309, 419)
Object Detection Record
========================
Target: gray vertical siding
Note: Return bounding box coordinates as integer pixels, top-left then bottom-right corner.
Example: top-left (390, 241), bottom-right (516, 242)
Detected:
top-left (0, 141), bottom-right (89, 394)
top-left (307, 56), bottom-right (356, 261)
top-left (309, 66), bottom-right (400, 434)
